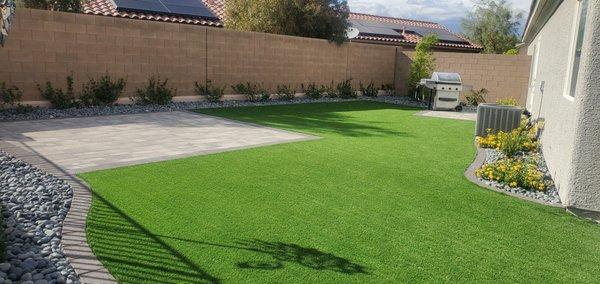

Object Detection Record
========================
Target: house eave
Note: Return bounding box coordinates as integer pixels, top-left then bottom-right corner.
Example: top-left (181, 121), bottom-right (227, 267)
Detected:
top-left (522, 0), bottom-right (564, 45)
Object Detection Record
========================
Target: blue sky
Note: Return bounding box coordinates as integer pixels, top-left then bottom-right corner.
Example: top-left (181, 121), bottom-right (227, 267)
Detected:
top-left (347, 0), bottom-right (533, 33)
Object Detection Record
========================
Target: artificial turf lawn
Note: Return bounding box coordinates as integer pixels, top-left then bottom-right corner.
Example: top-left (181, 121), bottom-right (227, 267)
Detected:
top-left (79, 101), bottom-right (600, 283)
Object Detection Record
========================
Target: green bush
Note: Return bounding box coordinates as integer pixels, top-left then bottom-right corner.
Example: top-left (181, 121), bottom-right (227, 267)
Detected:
top-left (80, 75), bottom-right (126, 106)
top-left (359, 82), bottom-right (378, 97)
top-left (496, 97), bottom-right (518, 106)
top-left (407, 35), bottom-right (438, 95)
top-left (276, 84), bottom-right (295, 101)
top-left (195, 80), bottom-right (225, 103)
top-left (0, 82), bottom-right (22, 108)
top-left (381, 83), bottom-right (395, 96)
top-left (322, 83), bottom-right (337, 98)
top-left (337, 79), bottom-right (356, 99)
top-left (232, 83), bottom-right (270, 102)
top-left (133, 76), bottom-right (175, 105)
top-left (38, 75), bottom-right (79, 109)
top-left (302, 83), bottom-right (323, 100)
top-left (465, 88), bottom-right (488, 106)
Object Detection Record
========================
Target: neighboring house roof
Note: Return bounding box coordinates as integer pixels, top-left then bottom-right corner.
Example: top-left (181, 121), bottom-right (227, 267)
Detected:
top-left (83, 0), bottom-right (481, 51)
top-left (349, 13), bottom-right (481, 51)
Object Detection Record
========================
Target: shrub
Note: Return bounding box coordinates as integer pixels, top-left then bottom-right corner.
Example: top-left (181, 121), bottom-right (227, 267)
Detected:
top-left (496, 97), bottom-right (518, 106)
top-left (465, 88), bottom-right (487, 106)
top-left (476, 157), bottom-right (546, 191)
top-left (407, 35), bottom-right (439, 95)
top-left (322, 83), bottom-right (337, 98)
top-left (359, 82), bottom-right (378, 97)
top-left (0, 82), bottom-right (22, 108)
top-left (38, 75), bottom-right (79, 109)
top-left (80, 75), bottom-right (126, 106)
top-left (381, 83), bottom-right (395, 96)
top-left (195, 80), bottom-right (225, 103)
top-left (476, 122), bottom-right (539, 156)
top-left (133, 76), bottom-right (175, 105)
top-left (232, 83), bottom-right (270, 102)
top-left (337, 79), bottom-right (356, 99)
top-left (302, 83), bottom-right (323, 100)
top-left (276, 84), bottom-right (296, 101)
top-left (504, 49), bottom-right (519, 55)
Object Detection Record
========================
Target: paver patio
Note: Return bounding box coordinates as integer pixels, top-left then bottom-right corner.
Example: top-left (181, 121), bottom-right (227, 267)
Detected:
top-left (0, 111), bottom-right (316, 173)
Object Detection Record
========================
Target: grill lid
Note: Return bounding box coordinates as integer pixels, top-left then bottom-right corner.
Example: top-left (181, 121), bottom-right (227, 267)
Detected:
top-left (432, 72), bottom-right (462, 84)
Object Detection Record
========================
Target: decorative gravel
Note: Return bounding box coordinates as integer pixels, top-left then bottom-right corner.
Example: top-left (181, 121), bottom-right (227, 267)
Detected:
top-left (0, 151), bottom-right (78, 284)
top-left (479, 148), bottom-right (561, 205)
top-left (0, 96), bottom-right (426, 122)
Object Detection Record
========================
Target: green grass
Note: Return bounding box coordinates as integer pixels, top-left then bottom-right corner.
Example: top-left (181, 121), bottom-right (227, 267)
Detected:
top-left (80, 101), bottom-right (600, 283)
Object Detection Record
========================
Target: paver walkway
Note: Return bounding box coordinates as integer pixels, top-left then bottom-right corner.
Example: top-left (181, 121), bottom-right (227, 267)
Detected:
top-left (0, 111), bottom-right (316, 173)
top-left (0, 110), bottom-right (317, 283)
top-left (416, 110), bottom-right (477, 121)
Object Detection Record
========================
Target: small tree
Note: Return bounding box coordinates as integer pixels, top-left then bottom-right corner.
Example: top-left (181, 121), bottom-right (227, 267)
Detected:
top-left (226, 0), bottom-right (350, 45)
top-left (406, 34), bottom-right (439, 95)
top-left (462, 0), bottom-right (523, 54)
top-left (21, 0), bottom-right (82, 12)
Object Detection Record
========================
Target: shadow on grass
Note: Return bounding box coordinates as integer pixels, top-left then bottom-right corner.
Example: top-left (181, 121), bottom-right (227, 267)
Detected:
top-left (87, 193), bottom-right (370, 283)
top-left (234, 239), bottom-right (370, 275)
top-left (157, 236), bottom-right (371, 275)
top-left (197, 101), bottom-right (414, 138)
top-left (87, 193), bottom-right (221, 284)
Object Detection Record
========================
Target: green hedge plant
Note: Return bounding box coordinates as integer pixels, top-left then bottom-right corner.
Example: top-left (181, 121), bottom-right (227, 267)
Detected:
top-left (302, 83), bottom-right (323, 100)
top-left (0, 82), bottom-right (22, 108)
top-left (337, 79), bottom-right (356, 99)
top-left (232, 83), bottom-right (270, 102)
top-left (276, 84), bottom-right (295, 101)
top-left (132, 76), bottom-right (175, 105)
top-left (195, 80), bottom-right (225, 103)
top-left (359, 82), bottom-right (378, 97)
top-left (38, 75), bottom-right (79, 109)
top-left (80, 75), bottom-right (126, 106)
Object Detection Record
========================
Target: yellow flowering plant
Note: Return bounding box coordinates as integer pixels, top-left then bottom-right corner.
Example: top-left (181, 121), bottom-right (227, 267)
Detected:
top-left (476, 118), bottom-right (539, 155)
top-left (476, 158), bottom-right (546, 191)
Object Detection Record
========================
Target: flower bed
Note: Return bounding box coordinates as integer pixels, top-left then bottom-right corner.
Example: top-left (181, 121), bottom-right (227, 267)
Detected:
top-left (475, 120), bottom-right (561, 205)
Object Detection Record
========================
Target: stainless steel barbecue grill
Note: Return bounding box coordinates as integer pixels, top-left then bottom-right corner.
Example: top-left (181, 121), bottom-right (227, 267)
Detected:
top-left (419, 72), bottom-right (463, 111)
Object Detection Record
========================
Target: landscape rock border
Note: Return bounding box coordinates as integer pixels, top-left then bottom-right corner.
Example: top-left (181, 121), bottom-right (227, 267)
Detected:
top-left (0, 150), bottom-right (78, 284)
top-left (0, 141), bottom-right (116, 284)
top-left (0, 96), bottom-right (427, 122)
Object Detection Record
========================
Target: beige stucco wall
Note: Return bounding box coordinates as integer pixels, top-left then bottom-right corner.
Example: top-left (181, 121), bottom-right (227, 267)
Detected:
top-left (526, 0), bottom-right (600, 211)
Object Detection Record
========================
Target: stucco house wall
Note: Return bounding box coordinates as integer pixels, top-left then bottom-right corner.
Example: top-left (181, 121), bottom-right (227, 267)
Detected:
top-left (525, 0), bottom-right (600, 211)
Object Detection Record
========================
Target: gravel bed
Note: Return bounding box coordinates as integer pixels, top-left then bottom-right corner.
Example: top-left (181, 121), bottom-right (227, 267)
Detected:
top-left (0, 96), bottom-right (426, 122)
top-left (478, 148), bottom-right (561, 205)
top-left (0, 151), bottom-right (78, 284)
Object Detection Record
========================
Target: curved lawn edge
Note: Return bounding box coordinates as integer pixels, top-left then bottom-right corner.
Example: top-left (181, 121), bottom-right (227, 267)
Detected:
top-left (464, 147), bottom-right (564, 208)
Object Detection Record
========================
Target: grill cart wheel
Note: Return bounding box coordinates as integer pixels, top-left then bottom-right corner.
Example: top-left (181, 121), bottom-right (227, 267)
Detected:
top-left (455, 105), bottom-right (463, 112)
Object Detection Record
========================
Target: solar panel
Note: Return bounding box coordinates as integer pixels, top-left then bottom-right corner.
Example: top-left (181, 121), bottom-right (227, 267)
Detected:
top-left (114, 0), bottom-right (217, 19)
top-left (114, 0), bottom-right (169, 13)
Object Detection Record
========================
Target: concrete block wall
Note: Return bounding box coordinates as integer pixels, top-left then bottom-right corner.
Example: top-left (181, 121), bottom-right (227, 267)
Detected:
top-left (0, 8), bottom-right (530, 105)
top-left (0, 9), bottom-right (396, 103)
top-left (396, 51), bottom-right (532, 105)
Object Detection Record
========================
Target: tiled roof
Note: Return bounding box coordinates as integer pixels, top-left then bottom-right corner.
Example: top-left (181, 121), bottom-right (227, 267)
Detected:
top-left (349, 13), bottom-right (482, 50)
top-left (82, 0), bottom-right (223, 27)
top-left (83, 0), bottom-right (481, 50)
